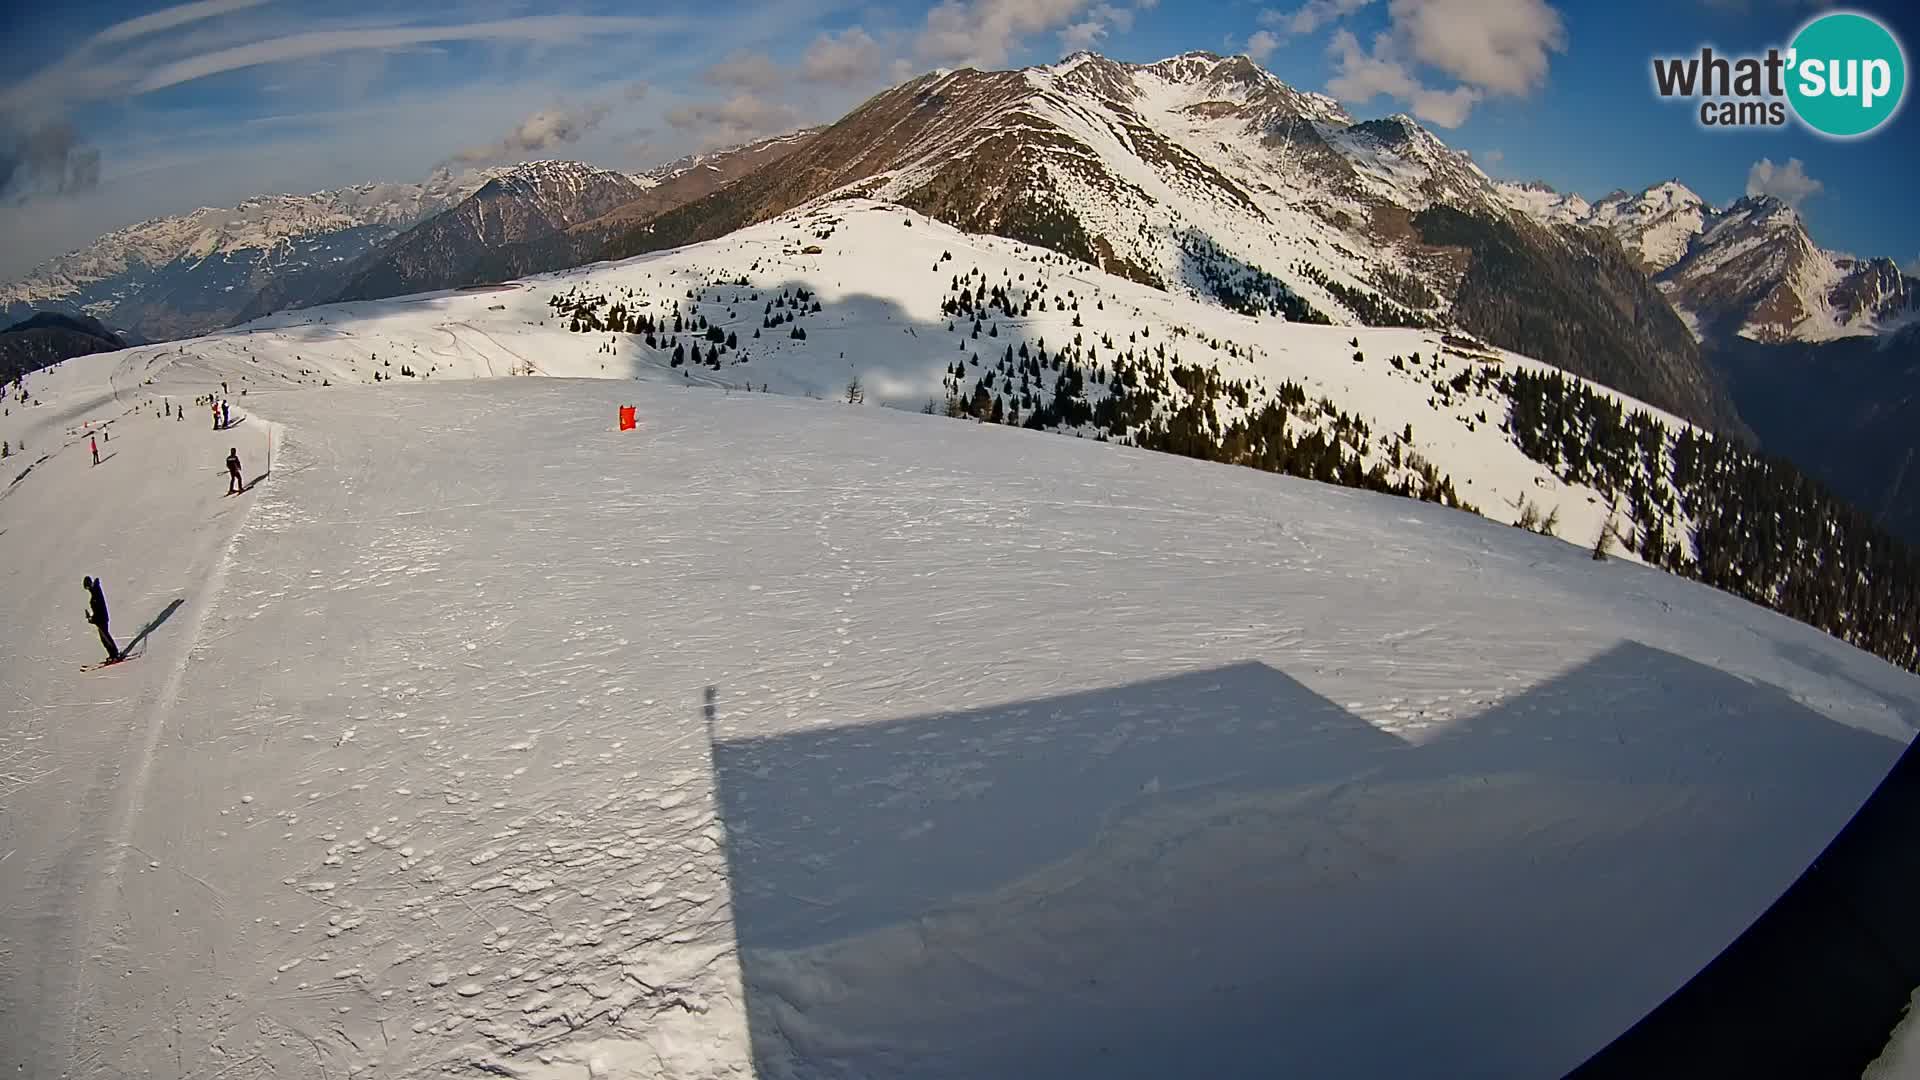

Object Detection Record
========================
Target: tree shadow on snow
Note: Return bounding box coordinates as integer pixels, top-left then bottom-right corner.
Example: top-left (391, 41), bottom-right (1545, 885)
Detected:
top-left (706, 641), bottom-right (1905, 1080)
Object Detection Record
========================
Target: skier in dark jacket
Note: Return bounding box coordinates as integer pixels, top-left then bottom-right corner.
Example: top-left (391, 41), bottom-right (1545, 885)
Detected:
top-left (84, 576), bottom-right (120, 661)
top-left (226, 447), bottom-right (243, 494)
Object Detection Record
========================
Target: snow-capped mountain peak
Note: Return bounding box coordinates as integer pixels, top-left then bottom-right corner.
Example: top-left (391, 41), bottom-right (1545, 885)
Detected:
top-left (1658, 190), bottom-right (1913, 343)
top-left (1498, 175), bottom-right (1914, 343)
top-left (1, 168), bottom-right (506, 339)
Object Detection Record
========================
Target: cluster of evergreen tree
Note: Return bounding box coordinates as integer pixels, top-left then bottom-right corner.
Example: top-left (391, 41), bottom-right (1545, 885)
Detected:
top-left (933, 304), bottom-right (1472, 512)
top-left (1179, 233), bottom-right (1329, 323)
top-left (1504, 367), bottom-right (1919, 672)
top-left (1290, 262), bottom-right (1430, 328)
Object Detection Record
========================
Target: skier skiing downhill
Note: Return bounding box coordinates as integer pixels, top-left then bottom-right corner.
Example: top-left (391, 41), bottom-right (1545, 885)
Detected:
top-left (90, 434), bottom-right (99, 466)
top-left (83, 576), bottom-right (120, 662)
top-left (227, 447), bottom-right (243, 495)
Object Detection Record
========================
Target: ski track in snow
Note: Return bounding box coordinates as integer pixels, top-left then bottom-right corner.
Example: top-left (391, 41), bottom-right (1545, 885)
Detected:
top-left (3, 250), bottom-right (1919, 1077)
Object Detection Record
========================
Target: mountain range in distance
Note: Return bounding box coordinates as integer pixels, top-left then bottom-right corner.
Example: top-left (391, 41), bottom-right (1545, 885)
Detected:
top-left (3, 50), bottom-right (1915, 539)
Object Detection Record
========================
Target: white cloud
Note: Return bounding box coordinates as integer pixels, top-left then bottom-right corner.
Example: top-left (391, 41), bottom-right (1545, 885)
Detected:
top-left (1745, 157), bottom-right (1824, 207)
top-left (1246, 30), bottom-right (1281, 61)
top-left (1316, 0), bottom-right (1565, 126)
top-left (1060, 20), bottom-right (1108, 52)
top-left (446, 102), bottom-right (613, 167)
top-left (1258, 0), bottom-right (1376, 38)
top-left (1326, 28), bottom-right (1481, 127)
top-left (131, 16), bottom-right (687, 95)
top-left (703, 50), bottom-right (783, 94)
top-left (665, 93), bottom-right (802, 149)
top-left (803, 28), bottom-right (890, 85)
top-left (1903, 255), bottom-right (1920, 278)
top-left (1408, 84), bottom-right (1481, 126)
top-left (1058, 2), bottom-right (1153, 58)
top-left (916, 0), bottom-right (1100, 68)
top-left (1390, 0), bottom-right (1566, 97)
top-left (93, 0), bottom-right (271, 46)
top-left (1480, 148), bottom-right (1504, 168)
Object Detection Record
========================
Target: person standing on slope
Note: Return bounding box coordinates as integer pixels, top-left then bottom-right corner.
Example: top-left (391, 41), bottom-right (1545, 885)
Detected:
top-left (91, 434), bottom-right (99, 466)
top-left (83, 576), bottom-right (120, 662)
top-left (221, 400), bottom-right (230, 429)
top-left (227, 447), bottom-right (243, 494)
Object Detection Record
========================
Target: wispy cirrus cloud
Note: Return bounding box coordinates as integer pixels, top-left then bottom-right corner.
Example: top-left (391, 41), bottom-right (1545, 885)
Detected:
top-left (130, 15), bottom-right (688, 96)
top-left (91, 0), bottom-right (273, 47)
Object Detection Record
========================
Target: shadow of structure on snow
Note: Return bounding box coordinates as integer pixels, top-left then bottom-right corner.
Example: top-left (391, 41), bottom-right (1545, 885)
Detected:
top-left (707, 641), bottom-right (1904, 1079)
top-left (123, 597), bottom-right (185, 655)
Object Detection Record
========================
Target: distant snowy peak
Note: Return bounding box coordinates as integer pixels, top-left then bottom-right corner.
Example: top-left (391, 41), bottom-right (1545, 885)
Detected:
top-left (329, 162), bottom-right (650, 303)
top-left (4, 170), bottom-right (501, 302)
top-left (1589, 181), bottom-right (1709, 274)
top-left (480, 160), bottom-right (643, 205)
top-left (1500, 178), bottom-right (1915, 342)
top-left (0, 169), bottom-right (507, 339)
top-left (1501, 178), bottom-right (1706, 272)
top-left (1658, 193), bottom-right (1917, 343)
top-left (1496, 180), bottom-right (1592, 226)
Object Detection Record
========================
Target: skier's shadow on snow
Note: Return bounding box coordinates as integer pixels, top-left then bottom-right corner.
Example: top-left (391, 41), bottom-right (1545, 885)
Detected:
top-left (123, 597), bottom-right (184, 655)
top-left (705, 641), bottom-right (1908, 1080)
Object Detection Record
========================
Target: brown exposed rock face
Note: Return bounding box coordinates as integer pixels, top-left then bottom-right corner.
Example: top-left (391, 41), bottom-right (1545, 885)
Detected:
top-left (570, 132), bottom-right (819, 236)
top-left (1655, 196), bottom-right (1918, 344)
top-left (332, 162), bottom-right (650, 302)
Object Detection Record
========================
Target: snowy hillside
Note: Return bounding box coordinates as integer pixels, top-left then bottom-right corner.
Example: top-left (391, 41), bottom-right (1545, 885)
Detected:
top-left (83, 199), bottom-right (1701, 568)
top-left (3, 300), bottom-right (1917, 1078)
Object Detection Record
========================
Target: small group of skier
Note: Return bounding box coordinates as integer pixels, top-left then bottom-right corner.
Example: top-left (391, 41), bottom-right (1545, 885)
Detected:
top-left (78, 386), bottom-right (253, 664)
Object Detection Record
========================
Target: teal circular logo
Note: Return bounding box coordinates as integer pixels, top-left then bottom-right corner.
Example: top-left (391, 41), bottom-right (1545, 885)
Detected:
top-left (1787, 11), bottom-right (1906, 137)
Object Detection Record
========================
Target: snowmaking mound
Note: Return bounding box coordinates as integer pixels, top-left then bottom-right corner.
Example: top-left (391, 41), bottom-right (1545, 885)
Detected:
top-left (2, 369), bottom-right (1916, 1079)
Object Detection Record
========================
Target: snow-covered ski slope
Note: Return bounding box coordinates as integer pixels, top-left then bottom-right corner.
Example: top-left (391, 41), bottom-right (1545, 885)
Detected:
top-left (75, 199), bottom-right (1701, 565)
top-left (3, 319), bottom-right (1918, 1078)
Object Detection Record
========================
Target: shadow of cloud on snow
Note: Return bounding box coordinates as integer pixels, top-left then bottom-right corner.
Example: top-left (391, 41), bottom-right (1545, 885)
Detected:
top-left (706, 642), bottom-right (1904, 1079)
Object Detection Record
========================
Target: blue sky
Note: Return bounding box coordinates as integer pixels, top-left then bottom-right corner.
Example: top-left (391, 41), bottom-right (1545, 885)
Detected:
top-left (1, 0), bottom-right (1915, 279)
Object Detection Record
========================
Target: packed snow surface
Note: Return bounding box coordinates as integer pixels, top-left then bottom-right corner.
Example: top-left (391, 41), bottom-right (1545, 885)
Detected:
top-left (3, 334), bottom-right (1917, 1079)
top-left (5, 201), bottom-right (1919, 1077)
top-left (58, 200), bottom-right (1703, 567)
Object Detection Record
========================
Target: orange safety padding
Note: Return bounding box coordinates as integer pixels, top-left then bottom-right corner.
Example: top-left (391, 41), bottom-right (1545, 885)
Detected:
top-left (618, 405), bottom-right (637, 431)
